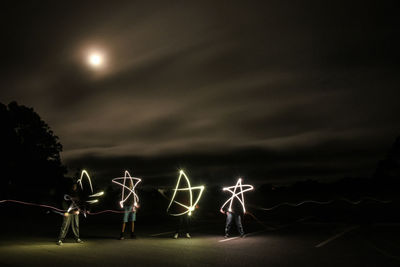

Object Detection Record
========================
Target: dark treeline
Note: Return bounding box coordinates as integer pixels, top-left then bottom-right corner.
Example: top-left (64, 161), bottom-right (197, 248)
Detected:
top-left (0, 101), bottom-right (68, 202)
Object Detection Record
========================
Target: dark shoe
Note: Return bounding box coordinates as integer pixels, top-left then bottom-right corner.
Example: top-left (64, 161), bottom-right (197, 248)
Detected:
top-left (240, 234), bottom-right (245, 238)
top-left (224, 234), bottom-right (230, 239)
top-left (130, 233), bottom-right (136, 239)
top-left (56, 240), bottom-right (63, 246)
top-left (76, 238), bottom-right (83, 243)
top-left (119, 233), bottom-right (124, 240)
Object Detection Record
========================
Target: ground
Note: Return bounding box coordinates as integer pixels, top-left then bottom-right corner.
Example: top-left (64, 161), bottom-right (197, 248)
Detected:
top-left (1, 210), bottom-right (399, 267)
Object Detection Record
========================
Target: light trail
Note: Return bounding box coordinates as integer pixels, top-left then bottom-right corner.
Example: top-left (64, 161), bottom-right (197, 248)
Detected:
top-left (253, 197), bottom-right (392, 211)
top-left (315, 225), bottom-right (359, 248)
top-left (77, 170), bottom-right (104, 204)
top-left (220, 178), bottom-right (253, 213)
top-left (0, 170), bottom-right (105, 216)
top-left (112, 170), bottom-right (141, 208)
top-left (0, 199), bottom-right (125, 215)
top-left (167, 170), bottom-right (204, 216)
top-left (0, 199), bottom-right (65, 213)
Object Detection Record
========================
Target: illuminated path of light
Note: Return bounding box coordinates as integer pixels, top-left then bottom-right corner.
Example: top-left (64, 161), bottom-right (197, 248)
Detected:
top-left (149, 231), bottom-right (176, 237)
top-left (0, 170), bottom-right (105, 216)
top-left (77, 170), bottom-right (104, 204)
top-left (252, 197), bottom-right (392, 211)
top-left (0, 199), bottom-right (65, 213)
top-left (315, 225), bottom-right (360, 248)
top-left (218, 229), bottom-right (267, 242)
top-left (112, 171), bottom-right (141, 208)
top-left (88, 209), bottom-right (125, 215)
top-left (0, 199), bottom-right (126, 215)
top-left (167, 170), bottom-right (204, 216)
top-left (220, 178), bottom-right (253, 213)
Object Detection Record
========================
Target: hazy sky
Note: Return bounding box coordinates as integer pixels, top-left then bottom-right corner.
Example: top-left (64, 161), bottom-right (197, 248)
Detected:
top-left (1, 1), bottom-right (399, 185)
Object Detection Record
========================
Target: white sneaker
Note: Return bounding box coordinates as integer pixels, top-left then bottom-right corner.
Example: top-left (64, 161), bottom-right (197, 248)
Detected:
top-left (56, 240), bottom-right (63, 246)
top-left (186, 233), bottom-right (191, 239)
top-left (173, 233), bottom-right (178, 239)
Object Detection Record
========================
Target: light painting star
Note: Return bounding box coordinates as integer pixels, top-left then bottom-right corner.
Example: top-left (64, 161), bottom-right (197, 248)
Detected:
top-left (112, 170), bottom-right (141, 208)
top-left (220, 178), bottom-right (253, 213)
top-left (167, 170), bottom-right (204, 216)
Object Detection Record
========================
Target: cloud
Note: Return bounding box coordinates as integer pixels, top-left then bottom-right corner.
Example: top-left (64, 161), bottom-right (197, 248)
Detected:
top-left (1, 1), bottom-right (399, 184)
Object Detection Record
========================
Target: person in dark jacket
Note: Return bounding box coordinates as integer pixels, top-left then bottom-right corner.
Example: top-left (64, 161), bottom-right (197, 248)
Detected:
top-left (220, 198), bottom-right (245, 238)
top-left (56, 183), bottom-right (83, 245)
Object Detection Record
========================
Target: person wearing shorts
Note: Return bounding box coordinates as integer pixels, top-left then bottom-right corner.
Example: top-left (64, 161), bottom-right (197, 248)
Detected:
top-left (119, 185), bottom-right (138, 240)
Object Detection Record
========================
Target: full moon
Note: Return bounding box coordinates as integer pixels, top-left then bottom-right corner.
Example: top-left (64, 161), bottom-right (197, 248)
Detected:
top-left (87, 53), bottom-right (103, 67)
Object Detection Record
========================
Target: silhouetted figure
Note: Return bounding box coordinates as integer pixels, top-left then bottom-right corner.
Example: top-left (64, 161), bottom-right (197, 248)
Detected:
top-left (57, 183), bottom-right (83, 245)
top-left (175, 215), bottom-right (191, 239)
top-left (220, 199), bottom-right (245, 238)
top-left (168, 193), bottom-right (192, 239)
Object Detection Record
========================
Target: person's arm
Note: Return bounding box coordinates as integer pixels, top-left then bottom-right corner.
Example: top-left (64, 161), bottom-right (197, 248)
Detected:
top-left (61, 196), bottom-right (69, 216)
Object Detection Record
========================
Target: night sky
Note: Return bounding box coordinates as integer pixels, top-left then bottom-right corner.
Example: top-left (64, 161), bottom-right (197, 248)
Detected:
top-left (1, 1), bottom-right (399, 186)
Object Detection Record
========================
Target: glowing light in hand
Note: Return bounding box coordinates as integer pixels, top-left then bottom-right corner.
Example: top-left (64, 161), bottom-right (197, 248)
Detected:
top-left (65, 194), bottom-right (79, 213)
top-left (112, 171), bottom-right (141, 208)
top-left (167, 170), bottom-right (204, 216)
top-left (221, 178), bottom-right (253, 213)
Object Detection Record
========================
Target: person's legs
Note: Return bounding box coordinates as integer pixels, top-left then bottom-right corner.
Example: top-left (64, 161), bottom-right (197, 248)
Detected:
top-left (175, 216), bottom-right (182, 234)
top-left (119, 223), bottom-right (126, 240)
top-left (58, 215), bottom-right (72, 241)
top-left (234, 213), bottom-right (244, 236)
top-left (174, 216), bottom-right (183, 238)
top-left (130, 211), bottom-right (137, 238)
top-left (71, 214), bottom-right (80, 240)
top-left (120, 206), bottom-right (131, 239)
top-left (184, 215), bottom-right (191, 238)
top-left (225, 212), bottom-right (233, 237)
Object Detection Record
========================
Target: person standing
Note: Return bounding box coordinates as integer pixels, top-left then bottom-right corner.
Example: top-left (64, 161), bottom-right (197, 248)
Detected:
top-left (165, 170), bottom-right (204, 239)
top-left (171, 193), bottom-right (192, 239)
top-left (57, 183), bottom-right (83, 245)
top-left (174, 214), bottom-right (191, 239)
top-left (119, 182), bottom-right (139, 240)
top-left (220, 199), bottom-right (245, 238)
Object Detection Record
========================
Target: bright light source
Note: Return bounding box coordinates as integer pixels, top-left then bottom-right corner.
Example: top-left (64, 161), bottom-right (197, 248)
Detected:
top-left (87, 53), bottom-right (103, 67)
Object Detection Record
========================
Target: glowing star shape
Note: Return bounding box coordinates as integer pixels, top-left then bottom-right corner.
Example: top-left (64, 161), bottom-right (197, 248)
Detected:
top-left (167, 170), bottom-right (204, 216)
top-left (77, 170), bottom-right (104, 204)
top-left (112, 171), bottom-right (141, 208)
top-left (220, 178), bottom-right (253, 214)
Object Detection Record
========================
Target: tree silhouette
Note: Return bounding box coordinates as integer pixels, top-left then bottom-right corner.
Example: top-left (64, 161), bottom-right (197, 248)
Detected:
top-left (0, 101), bottom-right (66, 200)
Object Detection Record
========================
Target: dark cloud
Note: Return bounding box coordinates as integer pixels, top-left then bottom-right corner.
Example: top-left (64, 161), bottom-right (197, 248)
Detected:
top-left (1, 1), bottom-right (399, 185)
